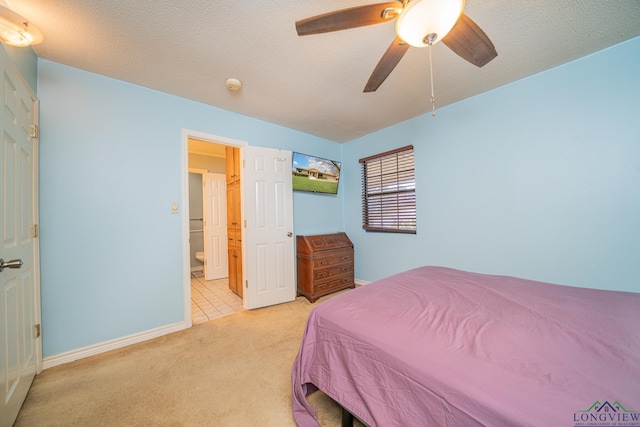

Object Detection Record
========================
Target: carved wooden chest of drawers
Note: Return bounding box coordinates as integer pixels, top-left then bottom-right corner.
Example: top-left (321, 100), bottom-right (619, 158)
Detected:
top-left (296, 232), bottom-right (355, 303)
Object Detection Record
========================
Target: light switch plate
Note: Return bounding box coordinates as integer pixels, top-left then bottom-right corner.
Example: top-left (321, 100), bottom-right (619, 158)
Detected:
top-left (170, 202), bottom-right (179, 214)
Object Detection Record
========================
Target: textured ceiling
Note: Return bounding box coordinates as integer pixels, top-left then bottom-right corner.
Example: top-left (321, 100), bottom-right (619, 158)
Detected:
top-left (6, 0), bottom-right (640, 142)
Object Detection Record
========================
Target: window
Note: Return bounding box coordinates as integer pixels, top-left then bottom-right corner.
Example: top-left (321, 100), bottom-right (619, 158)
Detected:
top-left (360, 145), bottom-right (416, 233)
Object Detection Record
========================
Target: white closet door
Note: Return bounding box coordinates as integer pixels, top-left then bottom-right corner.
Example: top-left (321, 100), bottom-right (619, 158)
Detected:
top-left (204, 173), bottom-right (228, 280)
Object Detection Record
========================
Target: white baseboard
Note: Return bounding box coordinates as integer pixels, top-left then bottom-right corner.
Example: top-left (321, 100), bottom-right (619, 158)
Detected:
top-left (42, 321), bottom-right (188, 370)
top-left (355, 278), bottom-right (370, 286)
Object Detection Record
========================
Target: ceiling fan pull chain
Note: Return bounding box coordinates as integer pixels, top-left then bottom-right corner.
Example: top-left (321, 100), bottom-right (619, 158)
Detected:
top-left (427, 34), bottom-right (436, 116)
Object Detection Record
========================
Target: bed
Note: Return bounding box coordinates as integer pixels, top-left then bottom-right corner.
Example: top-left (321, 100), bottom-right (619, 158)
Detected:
top-left (292, 266), bottom-right (640, 426)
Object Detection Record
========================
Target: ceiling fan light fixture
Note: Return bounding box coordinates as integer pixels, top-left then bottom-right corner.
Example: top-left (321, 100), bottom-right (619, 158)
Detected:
top-left (396, 0), bottom-right (464, 47)
top-left (0, 5), bottom-right (43, 47)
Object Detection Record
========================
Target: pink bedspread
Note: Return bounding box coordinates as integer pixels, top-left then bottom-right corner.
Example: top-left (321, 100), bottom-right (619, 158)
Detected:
top-left (292, 266), bottom-right (640, 426)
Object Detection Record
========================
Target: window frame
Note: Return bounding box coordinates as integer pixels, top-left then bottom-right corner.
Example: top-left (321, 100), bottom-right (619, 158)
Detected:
top-left (359, 145), bottom-right (416, 234)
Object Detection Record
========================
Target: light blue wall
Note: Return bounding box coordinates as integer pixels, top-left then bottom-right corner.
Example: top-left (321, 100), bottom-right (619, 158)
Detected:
top-left (37, 35), bottom-right (640, 358)
top-left (342, 37), bottom-right (640, 292)
top-left (37, 60), bottom-right (342, 358)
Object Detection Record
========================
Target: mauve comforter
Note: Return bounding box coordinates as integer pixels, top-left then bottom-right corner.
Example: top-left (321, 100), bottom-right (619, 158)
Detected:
top-left (291, 266), bottom-right (640, 426)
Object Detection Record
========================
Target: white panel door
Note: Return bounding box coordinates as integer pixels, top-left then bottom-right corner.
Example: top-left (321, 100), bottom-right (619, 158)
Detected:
top-left (1, 47), bottom-right (40, 427)
top-left (243, 147), bottom-right (295, 309)
top-left (203, 173), bottom-right (228, 280)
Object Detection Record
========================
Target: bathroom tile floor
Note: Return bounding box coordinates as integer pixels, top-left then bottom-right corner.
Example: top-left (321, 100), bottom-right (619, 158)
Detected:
top-left (191, 275), bottom-right (244, 324)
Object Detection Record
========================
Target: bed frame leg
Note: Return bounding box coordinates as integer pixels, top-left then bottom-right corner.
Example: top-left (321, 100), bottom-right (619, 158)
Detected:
top-left (341, 406), bottom-right (354, 427)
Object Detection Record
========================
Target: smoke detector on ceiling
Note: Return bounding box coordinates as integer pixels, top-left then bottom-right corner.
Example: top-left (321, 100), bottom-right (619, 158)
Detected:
top-left (225, 78), bottom-right (242, 91)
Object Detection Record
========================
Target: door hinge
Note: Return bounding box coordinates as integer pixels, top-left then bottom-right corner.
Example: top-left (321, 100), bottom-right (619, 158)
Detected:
top-left (34, 324), bottom-right (41, 338)
top-left (245, 280), bottom-right (248, 289)
top-left (244, 220), bottom-right (247, 228)
top-left (30, 124), bottom-right (39, 139)
top-left (32, 224), bottom-right (39, 238)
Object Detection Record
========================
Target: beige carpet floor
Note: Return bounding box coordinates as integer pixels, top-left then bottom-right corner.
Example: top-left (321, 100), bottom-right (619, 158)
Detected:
top-left (15, 294), bottom-right (364, 426)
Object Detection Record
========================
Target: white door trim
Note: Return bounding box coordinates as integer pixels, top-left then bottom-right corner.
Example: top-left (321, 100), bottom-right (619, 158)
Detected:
top-left (180, 129), bottom-right (247, 326)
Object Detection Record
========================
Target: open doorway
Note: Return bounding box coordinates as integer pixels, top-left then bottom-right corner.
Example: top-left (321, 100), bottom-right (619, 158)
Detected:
top-left (181, 130), bottom-right (248, 325)
top-left (181, 129), bottom-right (296, 320)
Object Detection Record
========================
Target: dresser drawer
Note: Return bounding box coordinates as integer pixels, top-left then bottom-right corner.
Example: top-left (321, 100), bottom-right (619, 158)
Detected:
top-left (314, 265), bottom-right (352, 281)
top-left (316, 276), bottom-right (353, 292)
top-left (313, 252), bottom-right (353, 269)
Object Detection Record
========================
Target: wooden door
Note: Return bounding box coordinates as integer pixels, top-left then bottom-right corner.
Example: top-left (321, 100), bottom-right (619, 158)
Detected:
top-left (225, 147), bottom-right (242, 296)
top-left (234, 230), bottom-right (243, 297)
top-left (225, 146), bottom-right (239, 185)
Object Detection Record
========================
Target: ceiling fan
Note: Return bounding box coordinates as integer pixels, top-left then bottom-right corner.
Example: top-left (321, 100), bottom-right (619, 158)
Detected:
top-left (295, 0), bottom-right (497, 93)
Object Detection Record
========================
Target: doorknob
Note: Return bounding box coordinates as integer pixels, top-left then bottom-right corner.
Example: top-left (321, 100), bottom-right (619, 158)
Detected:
top-left (0, 258), bottom-right (23, 272)
top-left (287, 232), bottom-right (293, 237)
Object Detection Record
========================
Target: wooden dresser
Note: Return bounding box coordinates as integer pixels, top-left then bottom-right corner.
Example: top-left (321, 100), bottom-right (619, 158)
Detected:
top-left (225, 146), bottom-right (242, 297)
top-left (296, 233), bottom-right (355, 303)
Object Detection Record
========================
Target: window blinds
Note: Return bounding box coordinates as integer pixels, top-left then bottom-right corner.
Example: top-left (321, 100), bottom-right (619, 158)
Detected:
top-left (360, 145), bottom-right (416, 233)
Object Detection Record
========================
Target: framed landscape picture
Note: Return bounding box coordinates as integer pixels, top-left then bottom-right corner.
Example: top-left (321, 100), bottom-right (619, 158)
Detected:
top-left (292, 152), bottom-right (341, 195)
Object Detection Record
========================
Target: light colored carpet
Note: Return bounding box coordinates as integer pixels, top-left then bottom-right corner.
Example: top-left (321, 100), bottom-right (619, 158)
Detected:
top-left (15, 294), bottom-right (362, 426)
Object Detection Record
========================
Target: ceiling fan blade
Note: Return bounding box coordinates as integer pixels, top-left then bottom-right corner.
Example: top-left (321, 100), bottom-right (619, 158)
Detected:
top-left (296, 2), bottom-right (403, 36)
top-left (442, 13), bottom-right (497, 67)
top-left (364, 36), bottom-right (411, 92)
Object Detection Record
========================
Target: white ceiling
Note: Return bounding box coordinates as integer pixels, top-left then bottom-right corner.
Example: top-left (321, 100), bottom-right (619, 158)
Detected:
top-left (7, 0), bottom-right (640, 142)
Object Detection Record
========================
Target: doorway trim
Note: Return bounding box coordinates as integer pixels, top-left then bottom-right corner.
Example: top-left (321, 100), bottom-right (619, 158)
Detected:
top-left (181, 129), bottom-right (248, 326)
